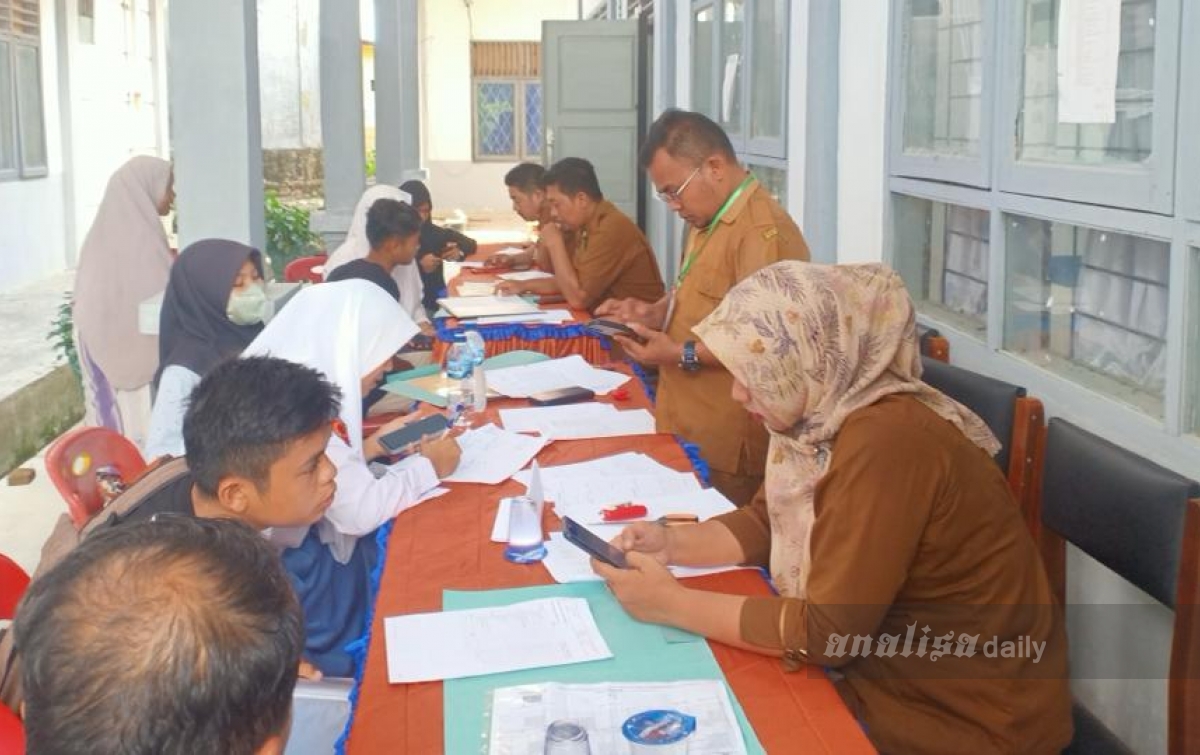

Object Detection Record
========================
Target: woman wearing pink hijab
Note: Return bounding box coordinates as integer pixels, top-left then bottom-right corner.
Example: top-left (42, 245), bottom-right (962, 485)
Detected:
top-left (72, 155), bottom-right (174, 446)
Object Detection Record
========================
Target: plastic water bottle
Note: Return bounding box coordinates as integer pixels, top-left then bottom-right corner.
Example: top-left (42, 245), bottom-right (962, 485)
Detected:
top-left (503, 495), bottom-right (547, 563)
top-left (464, 328), bottom-right (487, 412)
top-left (445, 334), bottom-right (473, 425)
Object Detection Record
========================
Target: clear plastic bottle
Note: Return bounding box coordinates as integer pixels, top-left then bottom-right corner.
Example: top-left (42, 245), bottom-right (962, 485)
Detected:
top-left (444, 333), bottom-right (473, 425)
top-left (464, 328), bottom-right (487, 412)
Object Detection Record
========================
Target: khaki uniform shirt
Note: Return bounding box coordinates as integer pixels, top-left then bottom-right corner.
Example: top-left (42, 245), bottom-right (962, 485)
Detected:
top-left (572, 200), bottom-right (665, 310)
top-left (715, 396), bottom-right (1072, 755)
top-left (656, 178), bottom-right (809, 476)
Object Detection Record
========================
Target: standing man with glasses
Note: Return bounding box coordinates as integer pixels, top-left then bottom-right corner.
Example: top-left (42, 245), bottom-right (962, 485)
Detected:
top-left (598, 109), bottom-right (810, 506)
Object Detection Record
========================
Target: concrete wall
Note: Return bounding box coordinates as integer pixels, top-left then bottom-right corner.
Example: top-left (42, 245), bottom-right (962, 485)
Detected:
top-left (419, 0), bottom-right (578, 211)
top-left (0, 0), bottom-right (68, 294)
top-left (258, 0), bottom-right (322, 150)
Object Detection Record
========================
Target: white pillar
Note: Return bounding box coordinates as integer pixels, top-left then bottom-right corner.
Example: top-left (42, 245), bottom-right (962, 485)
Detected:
top-left (168, 0), bottom-right (265, 250)
top-left (374, 0), bottom-right (421, 185)
top-left (648, 0), bottom-right (681, 282)
top-left (312, 0), bottom-right (365, 249)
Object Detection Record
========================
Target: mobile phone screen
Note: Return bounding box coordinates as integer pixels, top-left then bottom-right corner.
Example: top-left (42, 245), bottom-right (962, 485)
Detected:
top-left (378, 414), bottom-right (450, 454)
top-left (561, 517), bottom-right (628, 569)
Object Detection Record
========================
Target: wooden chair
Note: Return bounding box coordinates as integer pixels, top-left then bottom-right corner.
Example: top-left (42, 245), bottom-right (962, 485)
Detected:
top-left (1035, 418), bottom-right (1200, 754)
top-left (920, 357), bottom-right (1045, 530)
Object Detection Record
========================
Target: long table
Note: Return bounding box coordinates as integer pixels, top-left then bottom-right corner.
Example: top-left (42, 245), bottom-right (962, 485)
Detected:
top-left (431, 255), bottom-right (609, 364)
top-left (343, 373), bottom-right (875, 754)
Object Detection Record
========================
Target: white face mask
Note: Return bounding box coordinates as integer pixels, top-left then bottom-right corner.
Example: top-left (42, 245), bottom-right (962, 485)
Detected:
top-left (227, 282), bottom-right (269, 325)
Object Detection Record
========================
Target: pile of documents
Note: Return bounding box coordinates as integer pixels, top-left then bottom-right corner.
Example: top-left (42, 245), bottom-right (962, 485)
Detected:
top-left (438, 295), bottom-right (540, 319)
top-left (499, 403), bottom-right (655, 440)
top-left (442, 424), bottom-right (547, 485)
top-left (486, 355), bottom-right (629, 398)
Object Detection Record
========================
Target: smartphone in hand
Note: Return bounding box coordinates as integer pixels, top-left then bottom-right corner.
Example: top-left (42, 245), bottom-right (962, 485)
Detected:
top-left (562, 516), bottom-right (628, 569)
top-left (378, 414), bottom-right (451, 455)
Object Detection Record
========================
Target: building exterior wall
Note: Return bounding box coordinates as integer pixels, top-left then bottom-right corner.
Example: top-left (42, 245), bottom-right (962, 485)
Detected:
top-left (258, 0), bottom-right (321, 150)
top-left (419, 0), bottom-right (578, 211)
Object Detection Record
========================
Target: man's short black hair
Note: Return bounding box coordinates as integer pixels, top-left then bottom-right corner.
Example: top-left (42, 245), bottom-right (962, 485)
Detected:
top-left (399, 179), bottom-right (433, 209)
top-left (366, 198), bottom-right (422, 249)
top-left (184, 356), bottom-right (341, 497)
top-left (638, 108), bottom-right (738, 168)
top-left (14, 517), bottom-right (303, 755)
top-left (542, 157), bottom-right (603, 201)
top-left (504, 162), bottom-right (547, 194)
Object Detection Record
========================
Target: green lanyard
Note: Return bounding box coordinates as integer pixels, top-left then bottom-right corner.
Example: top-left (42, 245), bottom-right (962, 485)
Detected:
top-left (674, 174), bottom-right (755, 287)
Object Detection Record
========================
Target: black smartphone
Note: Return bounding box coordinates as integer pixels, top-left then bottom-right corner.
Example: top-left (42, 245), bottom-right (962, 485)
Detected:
top-left (377, 414), bottom-right (451, 454)
top-left (585, 319), bottom-right (646, 344)
top-left (561, 517), bottom-right (628, 569)
top-left (528, 386), bottom-right (595, 406)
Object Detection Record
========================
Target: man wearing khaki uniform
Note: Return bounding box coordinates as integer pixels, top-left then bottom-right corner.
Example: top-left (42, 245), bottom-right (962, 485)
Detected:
top-left (600, 109), bottom-right (810, 506)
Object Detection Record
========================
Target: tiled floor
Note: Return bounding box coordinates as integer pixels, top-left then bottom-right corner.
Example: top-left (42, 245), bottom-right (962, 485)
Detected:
top-left (0, 442), bottom-right (68, 577)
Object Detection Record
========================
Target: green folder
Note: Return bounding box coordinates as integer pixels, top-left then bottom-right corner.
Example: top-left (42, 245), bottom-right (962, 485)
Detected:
top-left (380, 351), bottom-right (552, 408)
top-left (442, 582), bottom-right (765, 754)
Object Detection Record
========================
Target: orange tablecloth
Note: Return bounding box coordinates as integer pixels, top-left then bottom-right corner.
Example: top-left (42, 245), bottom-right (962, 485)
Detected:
top-left (345, 375), bottom-right (875, 754)
top-left (431, 255), bottom-right (609, 364)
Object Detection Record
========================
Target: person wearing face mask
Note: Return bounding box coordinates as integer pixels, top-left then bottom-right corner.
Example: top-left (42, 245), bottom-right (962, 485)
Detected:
top-left (143, 239), bottom-right (267, 459)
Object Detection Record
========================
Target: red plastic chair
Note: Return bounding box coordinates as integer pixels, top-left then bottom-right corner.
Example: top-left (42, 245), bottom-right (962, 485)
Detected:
top-left (0, 553), bottom-right (29, 621)
top-left (284, 254), bottom-right (328, 284)
top-left (45, 427), bottom-right (148, 529)
top-left (0, 703), bottom-right (23, 755)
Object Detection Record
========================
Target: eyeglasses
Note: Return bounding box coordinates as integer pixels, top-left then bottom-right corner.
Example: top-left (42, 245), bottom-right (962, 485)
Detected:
top-left (655, 166), bottom-right (701, 204)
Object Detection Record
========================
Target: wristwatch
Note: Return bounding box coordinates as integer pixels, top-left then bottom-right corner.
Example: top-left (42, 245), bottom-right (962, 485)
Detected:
top-left (679, 341), bottom-right (701, 373)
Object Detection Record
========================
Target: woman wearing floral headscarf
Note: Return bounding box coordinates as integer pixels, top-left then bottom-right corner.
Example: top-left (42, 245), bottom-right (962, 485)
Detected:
top-left (593, 261), bottom-right (1071, 754)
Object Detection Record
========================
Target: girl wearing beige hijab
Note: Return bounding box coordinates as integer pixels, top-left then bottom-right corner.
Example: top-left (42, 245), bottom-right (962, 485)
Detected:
top-left (593, 261), bottom-right (1072, 754)
top-left (73, 156), bottom-right (174, 446)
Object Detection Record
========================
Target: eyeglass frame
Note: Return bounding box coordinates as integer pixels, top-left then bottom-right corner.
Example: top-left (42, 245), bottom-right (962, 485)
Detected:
top-left (655, 166), bottom-right (701, 204)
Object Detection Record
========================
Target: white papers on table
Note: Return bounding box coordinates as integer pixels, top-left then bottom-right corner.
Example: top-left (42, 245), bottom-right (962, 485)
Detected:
top-left (512, 452), bottom-right (689, 501)
top-left (443, 424), bottom-right (547, 485)
top-left (383, 597), bottom-right (612, 683)
top-left (568, 487), bottom-right (737, 526)
top-left (438, 295), bottom-right (540, 319)
top-left (488, 680), bottom-right (748, 755)
top-left (499, 403), bottom-right (656, 440)
top-left (543, 528), bottom-right (748, 584)
top-left (458, 260), bottom-right (487, 269)
top-left (456, 280), bottom-right (497, 297)
top-left (486, 355), bottom-right (630, 398)
top-left (497, 270), bottom-right (554, 282)
top-left (1056, 0), bottom-right (1122, 124)
top-left (473, 309), bottom-right (572, 326)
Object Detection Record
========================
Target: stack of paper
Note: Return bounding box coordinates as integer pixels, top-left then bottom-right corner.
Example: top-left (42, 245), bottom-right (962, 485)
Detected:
top-left (486, 355), bottom-right (630, 398)
top-left (512, 452), bottom-right (701, 503)
top-left (499, 403), bottom-right (656, 440)
top-left (438, 295), bottom-right (540, 319)
top-left (497, 270), bottom-right (554, 282)
top-left (456, 280), bottom-right (497, 297)
top-left (474, 309), bottom-right (573, 326)
top-left (383, 597), bottom-right (612, 683)
top-left (488, 680), bottom-right (749, 755)
top-left (443, 424), bottom-right (547, 485)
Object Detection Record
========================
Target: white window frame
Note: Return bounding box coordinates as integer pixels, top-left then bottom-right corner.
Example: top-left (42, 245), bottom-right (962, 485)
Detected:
top-left (0, 7), bottom-right (48, 182)
top-left (995, 0), bottom-right (1182, 214)
top-left (887, 0), bottom-right (997, 189)
top-left (1179, 1), bottom-right (1200, 221)
top-left (471, 77), bottom-right (542, 163)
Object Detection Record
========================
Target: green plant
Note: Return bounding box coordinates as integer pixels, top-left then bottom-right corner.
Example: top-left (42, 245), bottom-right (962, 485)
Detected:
top-left (264, 190), bottom-right (322, 279)
top-left (365, 149), bottom-right (376, 180)
top-left (49, 292), bottom-right (80, 378)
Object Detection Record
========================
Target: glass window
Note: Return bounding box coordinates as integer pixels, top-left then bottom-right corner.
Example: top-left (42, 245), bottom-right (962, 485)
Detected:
top-left (719, 0), bottom-right (743, 136)
top-left (14, 43), bottom-right (46, 174)
top-left (749, 0), bottom-right (785, 140)
top-left (892, 194), bottom-right (990, 337)
top-left (1187, 248), bottom-right (1200, 435)
top-left (1017, 0), bottom-right (1156, 166)
top-left (0, 41), bottom-right (16, 175)
top-left (692, 6), bottom-right (714, 119)
top-left (751, 163), bottom-right (786, 207)
top-left (524, 81), bottom-right (543, 156)
top-left (475, 81), bottom-right (516, 158)
top-left (1004, 215), bottom-right (1168, 416)
top-left (901, 0), bottom-right (984, 158)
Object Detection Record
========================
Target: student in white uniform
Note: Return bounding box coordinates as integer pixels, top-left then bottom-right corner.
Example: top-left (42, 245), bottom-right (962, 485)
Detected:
top-left (242, 279), bottom-right (460, 552)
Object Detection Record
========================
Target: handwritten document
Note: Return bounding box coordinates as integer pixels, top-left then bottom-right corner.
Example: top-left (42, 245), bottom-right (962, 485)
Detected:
top-left (384, 597), bottom-right (612, 683)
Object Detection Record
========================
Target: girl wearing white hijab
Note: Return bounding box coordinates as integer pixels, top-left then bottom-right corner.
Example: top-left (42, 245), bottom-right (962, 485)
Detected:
top-left (242, 279), bottom-right (460, 561)
top-left (73, 155), bottom-right (174, 446)
top-left (323, 185), bottom-right (433, 335)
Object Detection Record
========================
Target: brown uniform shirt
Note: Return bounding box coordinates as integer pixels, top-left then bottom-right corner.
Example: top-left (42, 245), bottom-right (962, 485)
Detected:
top-left (657, 178), bottom-right (809, 477)
top-left (715, 395), bottom-right (1072, 755)
top-left (571, 200), bottom-right (665, 310)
